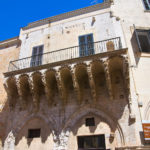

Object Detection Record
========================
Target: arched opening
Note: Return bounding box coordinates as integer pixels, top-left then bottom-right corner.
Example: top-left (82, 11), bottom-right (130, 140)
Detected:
top-left (6, 77), bottom-right (18, 108)
top-left (19, 74), bottom-right (32, 109)
top-left (66, 108), bottom-right (124, 150)
top-left (91, 61), bottom-right (108, 100)
top-left (60, 67), bottom-right (74, 105)
top-left (45, 70), bottom-right (58, 106)
top-left (15, 117), bottom-right (54, 150)
top-left (32, 72), bottom-right (45, 109)
top-left (109, 57), bottom-right (125, 100)
top-left (75, 64), bottom-right (91, 104)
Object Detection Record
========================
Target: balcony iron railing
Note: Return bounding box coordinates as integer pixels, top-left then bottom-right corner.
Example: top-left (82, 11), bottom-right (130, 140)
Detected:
top-left (8, 37), bottom-right (122, 72)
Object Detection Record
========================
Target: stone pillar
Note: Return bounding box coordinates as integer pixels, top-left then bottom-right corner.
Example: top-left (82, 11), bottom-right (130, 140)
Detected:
top-left (0, 137), bottom-right (2, 150)
top-left (4, 131), bottom-right (15, 150)
top-left (53, 129), bottom-right (70, 150)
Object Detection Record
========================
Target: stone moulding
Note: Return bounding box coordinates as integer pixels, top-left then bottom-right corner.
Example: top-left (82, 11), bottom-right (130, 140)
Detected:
top-left (4, 49), bottom-right (127, 77)
top-left (22, 0), bottom-right (111, 30)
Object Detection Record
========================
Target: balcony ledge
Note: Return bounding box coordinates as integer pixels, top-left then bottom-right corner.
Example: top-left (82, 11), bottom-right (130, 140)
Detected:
top-left (4, 48), bottom-right (127, 77)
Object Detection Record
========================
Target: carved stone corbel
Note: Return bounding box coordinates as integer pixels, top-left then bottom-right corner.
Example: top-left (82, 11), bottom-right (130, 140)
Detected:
top-left (55, 70), bottom-right (66, 106)
top-left (70, 65), bottom-right (81, 105)
top-left (103, 58), bottom-right (113, 101)
top-left (86, 62), bottom-right (97, 104)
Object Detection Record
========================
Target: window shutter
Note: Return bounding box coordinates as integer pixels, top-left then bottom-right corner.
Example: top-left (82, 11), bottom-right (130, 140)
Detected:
top-left (32, 47), bottom-right (38, 56)
top-left (87, 34), bottom-right (93, 43)
top-left (143, 0), bottom-right (150, 10)
top-left (38, 45), bottom-right (43, 55)
top-left (133, 24), bottom-right (142, 52)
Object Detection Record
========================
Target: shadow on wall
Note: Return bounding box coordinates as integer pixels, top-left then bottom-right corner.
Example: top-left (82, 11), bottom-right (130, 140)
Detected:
top-left (65, 107), bottom-right (126, 149)
top-left (15, 117), bottom-right (52, 146)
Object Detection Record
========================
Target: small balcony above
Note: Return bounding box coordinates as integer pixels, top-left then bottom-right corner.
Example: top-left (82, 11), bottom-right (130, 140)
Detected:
top-left (6, 37), bottom-right (122, 76)
top-left (3, 37), bottom-right (130, 112)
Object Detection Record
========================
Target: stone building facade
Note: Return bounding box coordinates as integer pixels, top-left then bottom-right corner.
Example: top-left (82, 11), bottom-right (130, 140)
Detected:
top-left (0, 0), bottom-right (150, 149)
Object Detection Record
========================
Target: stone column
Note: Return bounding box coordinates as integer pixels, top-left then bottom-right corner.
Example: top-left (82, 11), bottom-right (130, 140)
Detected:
top-left (0, 137), bottom-right (2, 150)
top-left (53, 129), bottom-right (70, 150)
top-left (3, 131), bottom-right (15, 150)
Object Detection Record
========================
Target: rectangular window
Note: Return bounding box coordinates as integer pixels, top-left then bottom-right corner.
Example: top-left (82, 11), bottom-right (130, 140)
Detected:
top-left (30, 45), bottom-right (43, 67)
top-left (77, 135), bottom-right (106, 150)
top-left (79, 34), bottom-right (94, 57)
top-left (143, 0), bottom-right (150, 10)
top-left (135, 29), bottom-right (150, 52)
top-left (28, 129), bottom-right (41, 138)
top-left (85, 117), bottom-right (95, 126)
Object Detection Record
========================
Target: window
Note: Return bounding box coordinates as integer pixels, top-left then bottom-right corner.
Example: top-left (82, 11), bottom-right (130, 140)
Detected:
top-left (28, 128), bottom-right (41, 138)
top-left (77, 135), bottom-right (106, 150)
top-left (135, 29), bottom-right (150, 52)
top-left (143, 0), bottom-right (150, 10)
top-left (85, 117), bottom-right (95, 126)
top-left (79, 34), bottom-right (94, 57)
top-left (30, 45), bottom-right (43, 67)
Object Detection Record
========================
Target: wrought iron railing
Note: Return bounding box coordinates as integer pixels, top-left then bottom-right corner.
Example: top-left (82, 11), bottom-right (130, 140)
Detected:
top-left (8, 37), bottom-right (122, 72)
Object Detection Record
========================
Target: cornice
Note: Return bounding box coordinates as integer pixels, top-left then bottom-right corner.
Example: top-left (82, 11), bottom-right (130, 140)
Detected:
top-left (0, 37), bottom-right (21, 48)
top-left (22, 0), bottom-right (111, 30)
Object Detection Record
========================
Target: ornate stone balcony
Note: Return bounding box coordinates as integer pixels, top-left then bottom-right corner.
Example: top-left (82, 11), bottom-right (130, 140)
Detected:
top-left (3, 37), bottom-right (130, 113)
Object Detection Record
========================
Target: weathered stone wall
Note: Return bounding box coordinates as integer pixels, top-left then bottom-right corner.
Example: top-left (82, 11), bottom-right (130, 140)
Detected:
top-left (0, 42), bottom-right (20, 107)
top-left (0, 39), bottom-right (20, 149)
top-left (19, 10), bottom-right (126, 59)
top-left (111, 0), bottom-right (150, 145)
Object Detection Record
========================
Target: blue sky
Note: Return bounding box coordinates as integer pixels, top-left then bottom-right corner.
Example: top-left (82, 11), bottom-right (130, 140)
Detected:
top-left (0, 0), bottom-right (103, 41)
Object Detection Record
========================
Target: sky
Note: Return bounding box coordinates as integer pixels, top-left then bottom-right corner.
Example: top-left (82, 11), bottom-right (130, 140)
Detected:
top-left (0, 0), bottom-right (103, 41)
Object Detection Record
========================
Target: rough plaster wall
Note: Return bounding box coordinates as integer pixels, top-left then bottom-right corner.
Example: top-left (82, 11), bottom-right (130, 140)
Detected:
top-left (19, 11), bottom-right (125, 59)
top-left (2, 87), bottom-right (136, 150)
top-left (111, 0), bottom-right (150, 145)
top-left (15, 118), bottom-right (53, 150)
top-left (0, 44), bottom-right (20, 107)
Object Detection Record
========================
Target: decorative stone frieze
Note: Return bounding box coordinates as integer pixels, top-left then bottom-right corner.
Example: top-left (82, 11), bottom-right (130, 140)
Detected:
top-left (4, 54), bottom-right (129, 111)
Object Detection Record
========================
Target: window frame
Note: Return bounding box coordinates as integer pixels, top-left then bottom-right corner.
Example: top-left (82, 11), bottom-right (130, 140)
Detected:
top-left (28, 128), bottom-right (41, 138)
top-left (77, 134), bottom-right (106, 150)
top-left (78, 33), bottom-right (94, 57)
top-left (142, 0), bottom-right (150, 10)
top-left (85, 117), bottom-right (95, 126)
top-left (30, 45), bottom-right (44, 67)
top-left (134, 26), bottom-right (150, 53)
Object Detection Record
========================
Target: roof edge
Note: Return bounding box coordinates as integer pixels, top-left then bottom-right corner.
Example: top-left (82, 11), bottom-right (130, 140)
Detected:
top-left (22, 0), bottom-right (111, 30)
top-left (0, 36), bottom-right (20, 48)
